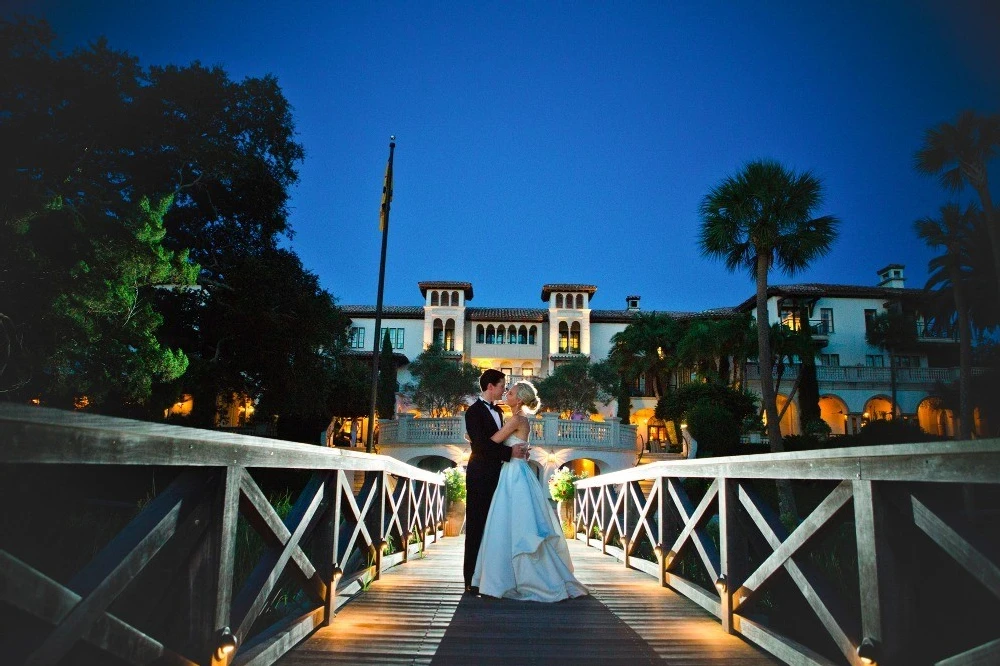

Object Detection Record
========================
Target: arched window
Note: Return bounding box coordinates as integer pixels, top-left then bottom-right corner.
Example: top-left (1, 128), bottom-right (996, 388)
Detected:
top-left (528, 326), bottom-right (537, 344)
top-left (433, 318), bottom-right (444, 345)
top-left (430, 291), bottom-right (439, 306)
top-left (496, 325), bottom-right (505, 344)
top-left (452, 291), bottom-right (460, 305)
top-left (445, 319), bottom-right (455, 351)
top-left (518, 325), bottom-right (528, 344)
top-left (521, 363), bottom-right (534, 377)
top-left (508, 325), bottom-right (517, 342)
top-left (555, 294), bottom-right (564, 308)
top-left (486, 325), bottom-right (495, 344)
top-left (570, 321), bottom-right (581, 353)
top-left (441, 291), bottom-right (450, 307)
top-left (575, 294), bottom-right (584, 309)
top-left (476, 325), bottom-right (485, 344)
top-left (558, 322), bottom-right (569, 353)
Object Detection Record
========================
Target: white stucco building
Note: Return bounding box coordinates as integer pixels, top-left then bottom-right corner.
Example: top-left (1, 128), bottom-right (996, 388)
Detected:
top-left (342, 265), bottom-right (976, 474)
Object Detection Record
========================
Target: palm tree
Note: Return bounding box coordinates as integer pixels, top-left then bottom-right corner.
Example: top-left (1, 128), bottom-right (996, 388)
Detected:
top-left (916, 111), bottom-right (1000, 304)
top-left (915, 204), bottom-right (978, 439)
top-left (865, 310), bottom-right (918, 420)
top-left (699, 159), bottom-right (839, 460)
top-left (609, 312), bottom-right (681, 399)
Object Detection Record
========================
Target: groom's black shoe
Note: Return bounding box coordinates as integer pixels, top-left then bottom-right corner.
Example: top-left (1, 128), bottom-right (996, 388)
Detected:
top-left (463, 585), bottom-right (479, 596)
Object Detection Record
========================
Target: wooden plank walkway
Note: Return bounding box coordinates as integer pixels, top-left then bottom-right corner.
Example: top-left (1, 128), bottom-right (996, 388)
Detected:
top-left (279, 536), bottom-right (777, 665)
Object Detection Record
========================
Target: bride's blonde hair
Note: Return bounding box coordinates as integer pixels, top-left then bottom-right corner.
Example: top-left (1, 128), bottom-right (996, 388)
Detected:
top-left (510, 380), bottom-right (541, 415)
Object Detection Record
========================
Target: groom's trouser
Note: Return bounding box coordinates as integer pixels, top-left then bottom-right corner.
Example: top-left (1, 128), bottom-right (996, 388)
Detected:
top-left (463, 462), bottom-right (502, 587)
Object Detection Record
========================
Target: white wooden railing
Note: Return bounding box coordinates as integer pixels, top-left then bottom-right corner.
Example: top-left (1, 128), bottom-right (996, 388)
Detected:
top-left (574, 439), bottom-right (1000, 665)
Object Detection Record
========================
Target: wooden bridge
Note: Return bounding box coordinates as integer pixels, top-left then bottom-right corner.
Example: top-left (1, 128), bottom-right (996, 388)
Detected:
top-left (1, 405), bottom-right (998, 665)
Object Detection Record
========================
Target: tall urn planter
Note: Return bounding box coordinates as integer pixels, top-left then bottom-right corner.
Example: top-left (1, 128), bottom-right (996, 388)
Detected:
top-left (445, 499), bottom-right (466, 537)
top-left (442, 467), bottom-right (467, 537)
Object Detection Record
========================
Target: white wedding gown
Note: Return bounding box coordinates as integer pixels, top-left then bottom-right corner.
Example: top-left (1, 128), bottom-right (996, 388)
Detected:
top-left (471, 435), bottom-right (588, 602)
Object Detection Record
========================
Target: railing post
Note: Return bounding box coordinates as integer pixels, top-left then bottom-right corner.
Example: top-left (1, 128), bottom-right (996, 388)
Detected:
top-left (656, 476), bottom-right (666, 587)
top-left (398, 413), bottom-right (413, 442)
top-left (718, 476), bottom-right (745, 635)
top-left (854, 479), bottom-right (913, 664)
top-left (374, 472), bottom-right (387, 581)
top-left (607, 417), bottom-right (621, 447)
top-left (318, 471), bottom-right (339, 626)
top-left (542, 411), bottom-right (559, 445)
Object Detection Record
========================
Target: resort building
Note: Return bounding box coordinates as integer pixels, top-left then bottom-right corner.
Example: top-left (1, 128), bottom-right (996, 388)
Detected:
top-left (342, 265), bottom-right (976, 475)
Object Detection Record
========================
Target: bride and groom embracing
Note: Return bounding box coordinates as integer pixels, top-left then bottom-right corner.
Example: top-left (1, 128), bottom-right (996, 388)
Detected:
top-left (462, 368), bottom-right (588, 602)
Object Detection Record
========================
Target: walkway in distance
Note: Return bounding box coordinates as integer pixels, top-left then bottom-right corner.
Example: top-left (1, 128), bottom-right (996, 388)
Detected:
top-left (279, 535), bottom-right (776, 665)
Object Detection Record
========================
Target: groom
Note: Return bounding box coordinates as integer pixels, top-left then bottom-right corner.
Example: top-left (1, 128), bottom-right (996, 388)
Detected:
top-left (463, 368), bottom-right (528, 593)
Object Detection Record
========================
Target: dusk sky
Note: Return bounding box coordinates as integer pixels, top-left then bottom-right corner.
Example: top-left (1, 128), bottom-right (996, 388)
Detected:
top-left (8, 1), bottom-right (999, 313)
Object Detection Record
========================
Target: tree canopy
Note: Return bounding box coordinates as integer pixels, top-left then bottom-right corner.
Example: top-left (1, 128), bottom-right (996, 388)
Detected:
top-left (404, 343), bottom-right (481, 417)
top-left (1, 18), bottom-right (349, 431)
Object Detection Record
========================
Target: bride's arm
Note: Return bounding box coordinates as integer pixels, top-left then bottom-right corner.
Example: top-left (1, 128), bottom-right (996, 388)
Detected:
top-left (490, 416), bottom-right (521, 443)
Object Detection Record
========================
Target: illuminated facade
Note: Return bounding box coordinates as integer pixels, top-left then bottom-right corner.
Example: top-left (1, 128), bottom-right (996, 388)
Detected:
top-left (342, 265), bottom-right (976, 447)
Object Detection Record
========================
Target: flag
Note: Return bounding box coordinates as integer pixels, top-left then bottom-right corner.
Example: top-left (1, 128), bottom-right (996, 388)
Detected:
top-left (379, 141), bottom-right (394, 232)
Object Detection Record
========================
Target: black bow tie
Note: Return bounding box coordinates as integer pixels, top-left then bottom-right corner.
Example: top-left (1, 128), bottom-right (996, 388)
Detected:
top-left (483, 400), bottom-right (497, 411)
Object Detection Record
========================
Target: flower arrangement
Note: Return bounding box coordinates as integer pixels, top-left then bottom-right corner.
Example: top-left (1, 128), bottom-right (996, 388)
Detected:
top-left (548, 467), bottom-right (585, 502)
top-left (442, 466), bottom-right (467, 503)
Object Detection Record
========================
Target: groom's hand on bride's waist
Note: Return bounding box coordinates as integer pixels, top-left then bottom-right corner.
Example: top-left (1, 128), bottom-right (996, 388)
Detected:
top-left (511, 443), bottom-right (530, 460)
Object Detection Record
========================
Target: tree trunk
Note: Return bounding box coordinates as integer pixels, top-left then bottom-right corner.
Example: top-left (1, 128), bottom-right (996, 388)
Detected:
top-left (950, 263), bottom-right (974, 439)
top-left (973, 183), bottom-right (1000, 310)
top-left (889, 352), bottom-right (898, 419)
top-left (755, 253), bottom-right (798, 522)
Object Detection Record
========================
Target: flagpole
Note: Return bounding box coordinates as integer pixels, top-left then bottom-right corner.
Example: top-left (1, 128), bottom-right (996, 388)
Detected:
top-left (367, 136), bottom-right (395, 453)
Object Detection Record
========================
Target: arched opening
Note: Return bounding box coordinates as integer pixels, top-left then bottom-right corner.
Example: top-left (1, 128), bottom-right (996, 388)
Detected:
top-left (769, 394), bottom-right (798, 436)
top-left (570, 322), bottom-right (581, 353)
top-left (562, 458), bottom-right (602, 478)
top-left (864, 396), bottom-right (894, 423)
top-left (476, 324), bottom-right (485, 343)
top-left (444, 319), bottom-right (456, 351)
top-left (558, 321), bottom-right (569, 353)
top-left (529, 325), bottom-right (537, 344)
top-left (818, 395), bottom-right (849, 436)
top-left (409, 455), bottom-right (456, 473)
top-left (575, 294), bottom-right (584, 309)
top-left (508, 325), bottom-right (516, 342)
top-left (556, 294), bottom-right (564, 308)
top-left (430, 291), bottom-right (439, 306)
top-left (452, 291), bottom-right (460, 305)
top-left (496, 325), bottom-right (505, 344)
top-left (443, 292), bottom-right (451, 306)
top-left (486, 325), bottom-right (495, 344)
top-left (520, 362), bottom-right (534, 378)
top-left (433, 319), bottom-right (444, 346)
top-left (917, 397), bottom-right (954, 437)
top-left (518, 325), bottom-right (528, 344)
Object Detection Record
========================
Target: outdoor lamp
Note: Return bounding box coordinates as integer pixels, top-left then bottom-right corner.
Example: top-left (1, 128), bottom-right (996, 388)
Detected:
top-left (857, 637), bottom-right (878, 665)
top-left (653, 543), bottom-right (664, 558)
top-left (715, 575), bottom-right (727, 594)
top-left (215, 626), bottom-right (238, 660)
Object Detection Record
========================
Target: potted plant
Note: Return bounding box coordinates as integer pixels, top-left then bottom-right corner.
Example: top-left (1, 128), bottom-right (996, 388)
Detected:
top-left (548, 467), bottom-right (585, 538)
top-left (443, 467), bottom-right (467, 537)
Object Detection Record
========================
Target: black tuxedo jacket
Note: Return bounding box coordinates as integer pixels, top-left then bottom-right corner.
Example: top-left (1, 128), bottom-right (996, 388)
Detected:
top-left (464, 399), bottom-right (512, 479)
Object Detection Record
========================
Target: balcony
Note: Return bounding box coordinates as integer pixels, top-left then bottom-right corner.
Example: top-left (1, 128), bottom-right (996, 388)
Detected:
top-left (378, 413), bottom-right (638, 452)
top-left (744, 363), bottom-right (986, 385)
top-left (915, 322), bottom-right (958, 342)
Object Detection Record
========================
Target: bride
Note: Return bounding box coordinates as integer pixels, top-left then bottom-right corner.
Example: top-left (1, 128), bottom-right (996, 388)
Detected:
top-left (471, 380), bottom-right (588, 602)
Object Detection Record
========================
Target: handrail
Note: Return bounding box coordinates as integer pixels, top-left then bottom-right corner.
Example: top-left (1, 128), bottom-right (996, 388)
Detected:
top-left (0, 405), bottom-right (445, 666)
top-left (573, 439), bottom-right (1000, 665)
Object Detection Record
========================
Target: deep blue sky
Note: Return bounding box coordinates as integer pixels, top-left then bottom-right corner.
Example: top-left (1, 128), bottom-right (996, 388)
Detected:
top-left (8, 1), bottom-right (1000, 312)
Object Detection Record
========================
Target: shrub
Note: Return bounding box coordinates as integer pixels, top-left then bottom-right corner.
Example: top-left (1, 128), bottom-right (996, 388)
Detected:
top-left (442, 467), bottom-right (466, 502)
top-left (548, 467), bottom-right (585, 502)
top-left (687, 401), bottom-right (742, 457)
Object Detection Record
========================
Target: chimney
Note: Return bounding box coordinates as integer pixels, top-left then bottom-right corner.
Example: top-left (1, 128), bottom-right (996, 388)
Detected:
top-left (876, 264), bottom-right (905, 289)
top-left (626, 295), bottom-right (641, 311)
